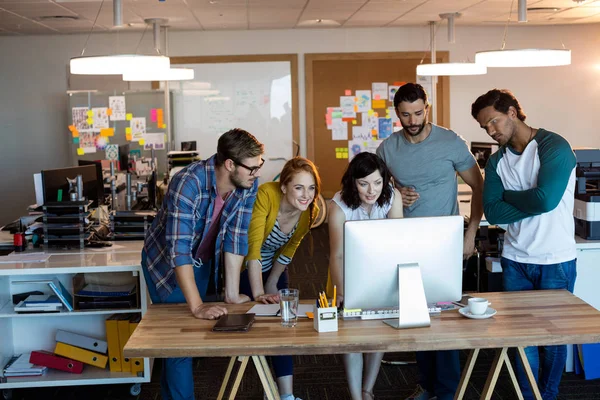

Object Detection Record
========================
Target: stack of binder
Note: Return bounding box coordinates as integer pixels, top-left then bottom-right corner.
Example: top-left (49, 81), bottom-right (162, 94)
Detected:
top-left (14, 295), bottom-right (63, 313)
top-left (105, 313), bottom-right (144, 375)
top-left (75, 282), bottom-right (137, 310)
top-left (3, 353), bottom-right (47, 378)
top-left (53, 330), bottom-right (108, 370)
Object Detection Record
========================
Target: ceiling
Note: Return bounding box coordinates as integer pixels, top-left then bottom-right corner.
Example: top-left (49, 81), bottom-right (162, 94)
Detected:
top-left (0, 0), bottom-right (599, 36)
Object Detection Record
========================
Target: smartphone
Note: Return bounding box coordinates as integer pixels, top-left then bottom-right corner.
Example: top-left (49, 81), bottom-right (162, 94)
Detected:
top-left (451, 294), bottom-right (473, 308)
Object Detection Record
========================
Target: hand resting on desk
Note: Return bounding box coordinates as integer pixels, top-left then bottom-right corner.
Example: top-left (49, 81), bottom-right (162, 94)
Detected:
top-left (193, 303), bottom-right (228, 320)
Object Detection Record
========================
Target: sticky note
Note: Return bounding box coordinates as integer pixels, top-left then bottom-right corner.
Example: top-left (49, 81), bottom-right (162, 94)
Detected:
top-left (76, 148), bottom-right (85, 155)
top-left (87, 118), bottom-right (93, 125)
top-left (354, 97), bottom-right (358, 102)
top-left (125, 127), bottom-right (132, 134)
top-left (126, 133), bottom-right (132, 141)
top-left (139, 139), bottom-right (145, 145)
top-left (100, 128), bottom-right (114, 137)
top-left (106, 108), bottom-right (113, 116)
top-left (73, 137), bottom-right (79, 144)
top-left (162, 124), bottom-right (167, 129)
top-left (374, 94), bottom-right (380, 100)
top-left (126, 113), bottom-right (133, 121)
top-left (353, 105), bottom-right (358, 112)
top-left (352, 120), bottom-right (357, 125)
top-left (374, 112), bottom-right (379, 117)
top-left (367, 110), bottom-right (374, 116)
top-left (86, 110), bottom-right (93, 117)
top-left (371, 129), bottom-right (377, 136)
top-left (345, 90), bottom-right (352, 96)
top-left (336, 152), bottom-right (342, 159)
top-left (150, 109), bottom-right (158, 122)
top-left (72, 130), bottom-right (79, 138)
top-left (68, 125), bottom-right (75, 132)
top-left (372, 99), bottom-right (386, 109)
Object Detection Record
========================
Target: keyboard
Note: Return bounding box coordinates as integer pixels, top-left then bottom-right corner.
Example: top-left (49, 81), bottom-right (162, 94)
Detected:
top-left (343, 307), bottom-right (442, 320)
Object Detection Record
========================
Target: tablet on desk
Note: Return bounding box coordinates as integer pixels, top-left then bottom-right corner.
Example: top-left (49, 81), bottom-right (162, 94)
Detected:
top-left (212, 313), bottom-right (255, 332)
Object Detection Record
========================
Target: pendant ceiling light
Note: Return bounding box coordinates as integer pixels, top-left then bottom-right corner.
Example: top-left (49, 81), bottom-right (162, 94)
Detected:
top-left (69, 0), bottom-right (171, 75)
top-left (475, 0), bottom-right (572, 68)
top-left (122, 19), bottom-right (194, 82)
top-left (416, 13), bottom-right (487, 77)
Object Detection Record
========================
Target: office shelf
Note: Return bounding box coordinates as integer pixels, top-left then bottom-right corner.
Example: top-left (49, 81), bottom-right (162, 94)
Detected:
top-left (0, 243), bottom-right (151, 393)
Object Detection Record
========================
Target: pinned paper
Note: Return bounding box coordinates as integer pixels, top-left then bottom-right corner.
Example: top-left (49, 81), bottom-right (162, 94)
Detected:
top-left (143, 133), bottom-right (166, 150)
top-left (345, 90), bottom-right (352, 96)
top-left (372, 99), bottom-right (386, 109)
top-left (352, 126), bottom-right (370, 141)
top-left (126, 113), bottom-right (133, 121)
top-left (71, 130), bottom-right (79, 138)
top-left (332, 119), bottom-right (348, 141)
top-left (126, 127), bottom-right (132, 134)
top-left (86, 110), bottom-right (93, 117)
top-left (372, 82), bottom-right (388, 101)
top-left (105, 144), bottom-right (119, 160)
top-left (95, 135), bottom-right (109, 150)
top-left (100, 128), bottom-right (114, 137)
top-left (73, 137), bottom-right (79, 144)
top-left (340, 96), bottom-right (356, 119)
top-left (109, 96), bottom-right (126, 121)
top-left (92, 107), bottom-right (109, 129)
top-left (389, 85), bottom-right (401, 101)
top-left (378, 118), bottom-right (393, 139)
top-left (130, 117), bottom-right (146, 141)
top-left (72, 107), bottom-right (91, 131)
top-left (355, 90), bottom-right (371, 113)
top-left (77, 148), bottom-right (85, 156)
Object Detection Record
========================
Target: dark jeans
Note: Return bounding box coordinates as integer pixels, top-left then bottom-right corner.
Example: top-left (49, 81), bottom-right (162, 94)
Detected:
top-left (416, 350), bottom-right (461, 400)
top-left (239, 267), bottom-right (293, 378)
top-left (502, 257), bottom-right (577, 400)
top-left (142, 251), bottom-right (212, 400)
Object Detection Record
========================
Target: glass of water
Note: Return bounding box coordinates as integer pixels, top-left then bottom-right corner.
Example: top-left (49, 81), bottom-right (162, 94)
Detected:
top-left (279, 288), bottom-right (299, 328)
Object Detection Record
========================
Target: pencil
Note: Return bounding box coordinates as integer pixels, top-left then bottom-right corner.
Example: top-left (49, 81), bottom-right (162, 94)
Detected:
top-left (333, 285), bottom-right (337, 308)
top-left (322, 292), bottom-right (329, 308)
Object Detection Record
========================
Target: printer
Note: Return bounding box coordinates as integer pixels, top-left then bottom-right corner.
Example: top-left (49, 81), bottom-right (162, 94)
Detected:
top-left (573, 149), bottom-right (600, 240)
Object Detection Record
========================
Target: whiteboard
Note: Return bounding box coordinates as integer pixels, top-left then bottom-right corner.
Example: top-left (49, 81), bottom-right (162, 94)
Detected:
top-left (171, 61), bottom-right (293, 182)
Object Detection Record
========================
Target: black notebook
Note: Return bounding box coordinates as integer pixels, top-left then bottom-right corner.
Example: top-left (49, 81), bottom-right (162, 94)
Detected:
top-left (212, 313), bottom-right (255, 332)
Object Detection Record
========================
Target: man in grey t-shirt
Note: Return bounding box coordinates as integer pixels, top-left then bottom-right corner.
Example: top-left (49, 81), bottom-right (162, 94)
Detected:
top-left (377, 83), bottom-right (484, 400)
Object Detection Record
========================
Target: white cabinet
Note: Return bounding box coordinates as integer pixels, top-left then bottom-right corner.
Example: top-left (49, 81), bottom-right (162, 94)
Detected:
top-left (0, 244), bottom-right (151, 396)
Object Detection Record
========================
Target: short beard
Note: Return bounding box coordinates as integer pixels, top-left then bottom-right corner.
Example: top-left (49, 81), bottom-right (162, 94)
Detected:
top-left (230, 168), bottom-right (253, 189)
top-left (402, 122), bottom-right (426, 137)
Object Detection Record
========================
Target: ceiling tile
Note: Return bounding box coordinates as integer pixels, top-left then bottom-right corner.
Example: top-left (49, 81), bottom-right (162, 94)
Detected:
top-left (0, 9), bottom-right (57, 32)
top-left (0, 2), bottom-right (78, 18)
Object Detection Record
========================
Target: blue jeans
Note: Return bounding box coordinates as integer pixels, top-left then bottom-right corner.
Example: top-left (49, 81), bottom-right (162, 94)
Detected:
top-left (142, 251), bottom-right (212, 400)
top-left (416, 350), bottom-right (461, 400)
top-left (239, 268), bottom-right (293, 378)
top-left (502, 257), bottom-right (577, 400)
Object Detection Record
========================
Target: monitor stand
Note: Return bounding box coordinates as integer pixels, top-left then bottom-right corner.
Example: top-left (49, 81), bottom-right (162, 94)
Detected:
top-left (384, 263), bottom-right (431, 329)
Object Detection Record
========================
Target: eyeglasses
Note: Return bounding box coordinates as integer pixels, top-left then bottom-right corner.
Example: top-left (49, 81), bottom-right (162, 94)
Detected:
top-left (233, 159), bottom-right (265, 176)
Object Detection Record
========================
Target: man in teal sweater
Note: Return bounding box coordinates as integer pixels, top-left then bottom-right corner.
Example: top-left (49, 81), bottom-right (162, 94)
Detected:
top-left (472, 89), bottom-right (577, 400)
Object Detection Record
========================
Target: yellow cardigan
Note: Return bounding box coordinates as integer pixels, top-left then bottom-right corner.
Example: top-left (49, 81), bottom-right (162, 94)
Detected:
top-left (243, 181), bottom-right (319, 269)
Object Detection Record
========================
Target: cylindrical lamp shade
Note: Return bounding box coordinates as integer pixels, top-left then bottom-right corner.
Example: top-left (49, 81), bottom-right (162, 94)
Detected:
top-left (122, 68), bottom-right (195, 81)
top-left (70, 55), bottom-right (170, 75)
top-left (416, 63), bottom-right (487, 76)
top-left (475, 49), bottom-right (571, 67)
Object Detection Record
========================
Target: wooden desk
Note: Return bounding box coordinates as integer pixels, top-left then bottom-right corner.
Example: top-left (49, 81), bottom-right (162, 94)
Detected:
top-left (125, 290), bottom-right (600, 400)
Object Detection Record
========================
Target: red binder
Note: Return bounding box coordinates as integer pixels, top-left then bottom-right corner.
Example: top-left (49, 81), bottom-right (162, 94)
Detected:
top-left (29, 350), bottom-right (84, 374)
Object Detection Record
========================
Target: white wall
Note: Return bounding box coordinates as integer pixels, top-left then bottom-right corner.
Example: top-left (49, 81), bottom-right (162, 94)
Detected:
top-left (1, 23), bottom-right (599, 224)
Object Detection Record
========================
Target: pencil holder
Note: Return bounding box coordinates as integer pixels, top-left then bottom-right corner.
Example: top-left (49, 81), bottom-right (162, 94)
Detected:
top-left (313, 305), bottom-right (338, 333)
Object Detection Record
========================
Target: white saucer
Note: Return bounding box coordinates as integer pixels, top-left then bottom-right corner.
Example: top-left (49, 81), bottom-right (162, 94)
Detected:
top-left (458, 307), bottom-right (497, 319)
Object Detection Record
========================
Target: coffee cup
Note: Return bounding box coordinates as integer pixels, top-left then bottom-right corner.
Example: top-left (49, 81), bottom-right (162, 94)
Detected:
top-left (468, 297), bottom-right (491, 315)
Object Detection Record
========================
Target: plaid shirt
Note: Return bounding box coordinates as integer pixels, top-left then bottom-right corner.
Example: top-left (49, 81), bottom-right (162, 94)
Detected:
top-left (143, 155), bottom-right (258, 301)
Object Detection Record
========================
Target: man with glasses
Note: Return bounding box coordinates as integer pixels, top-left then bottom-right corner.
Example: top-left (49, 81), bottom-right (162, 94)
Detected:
top-left (142, 128), bottom-right (265, 400)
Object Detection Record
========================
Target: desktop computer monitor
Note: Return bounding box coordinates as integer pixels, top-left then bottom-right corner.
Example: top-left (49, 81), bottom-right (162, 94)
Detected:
top-left (42, 165), bottom-right (102, 208)
top-left (343, 215), bottom-right (464, 312)
top-left (78, 160), bottom-right (105, 208)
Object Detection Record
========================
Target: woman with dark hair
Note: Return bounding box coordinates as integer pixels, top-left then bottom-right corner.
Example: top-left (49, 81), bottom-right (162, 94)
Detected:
top-left (239, 156), bottom-right (321, 400)
top-left (327, 152), bottom-right (403, 400)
